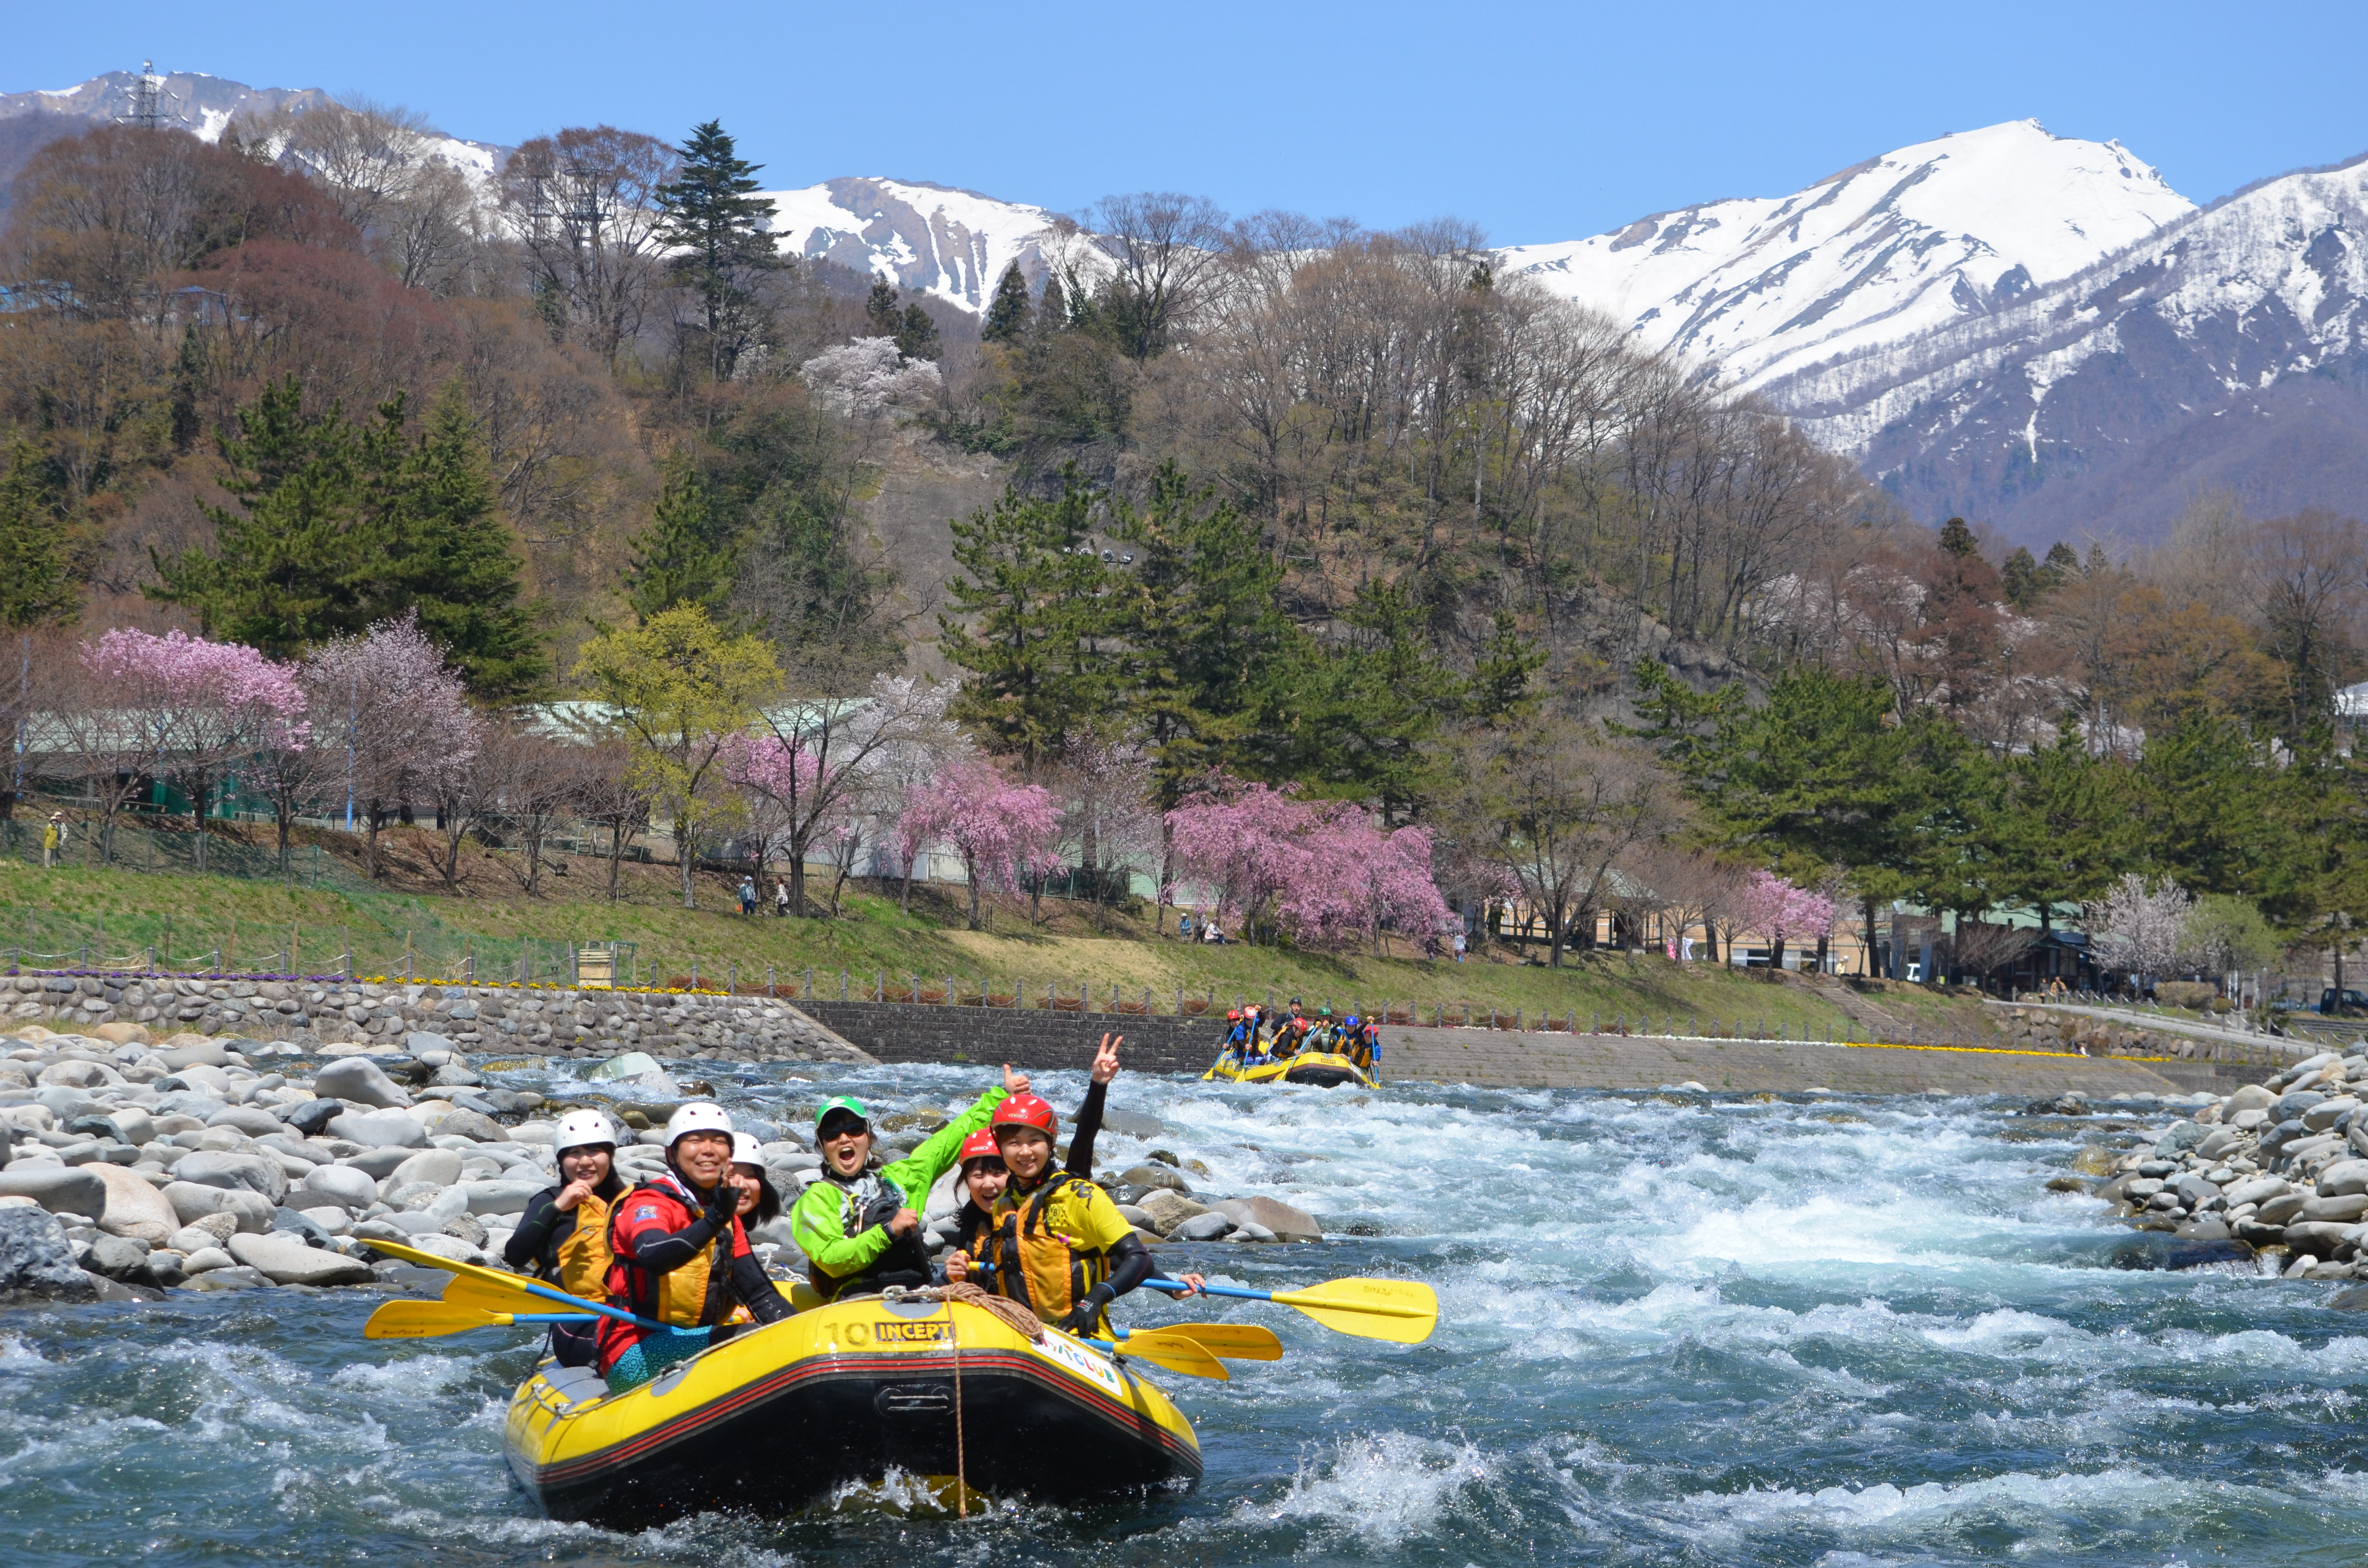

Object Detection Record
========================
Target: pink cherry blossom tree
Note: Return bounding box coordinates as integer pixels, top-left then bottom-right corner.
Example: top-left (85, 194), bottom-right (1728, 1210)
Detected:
top-left (895, 755), bottom-right (1063, 930)
top-left (302, 613), bottom-right (481, 880)
top-left (72, 629), bottom-right (308, 870)
top-left (1167, 774), bottom-right (1453, 953)
top-left (1731, 868), bottom-right (1837, 973)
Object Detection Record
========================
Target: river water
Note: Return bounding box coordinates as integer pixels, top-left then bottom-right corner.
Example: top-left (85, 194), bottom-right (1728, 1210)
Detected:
top-left (7, 1061), bottom-right (2364, 1567)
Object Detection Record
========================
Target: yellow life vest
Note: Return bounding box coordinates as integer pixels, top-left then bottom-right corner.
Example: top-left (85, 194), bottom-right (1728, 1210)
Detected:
top-left (553, 1190), bottom-right (615, 1301)
top-left (985, 1173), bottom-right (1113, 1332)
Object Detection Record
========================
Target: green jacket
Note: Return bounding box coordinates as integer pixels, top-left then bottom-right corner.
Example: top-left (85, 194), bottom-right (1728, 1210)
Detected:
top-left (789, 1084), bottom-right (1008, 1295)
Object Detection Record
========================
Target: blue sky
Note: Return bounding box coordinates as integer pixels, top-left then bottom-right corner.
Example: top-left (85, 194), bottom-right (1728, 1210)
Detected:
top-left (13, 2), bottom-right (2366, 245)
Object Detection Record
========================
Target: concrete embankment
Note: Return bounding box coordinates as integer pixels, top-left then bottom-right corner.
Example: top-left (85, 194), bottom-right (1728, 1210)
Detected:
top-left (1378, 1025), bottom-right (2211, 1097)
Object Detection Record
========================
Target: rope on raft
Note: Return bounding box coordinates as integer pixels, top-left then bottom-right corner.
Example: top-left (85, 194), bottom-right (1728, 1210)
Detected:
top-left (898, 1281), bottom-right (1047, 1342)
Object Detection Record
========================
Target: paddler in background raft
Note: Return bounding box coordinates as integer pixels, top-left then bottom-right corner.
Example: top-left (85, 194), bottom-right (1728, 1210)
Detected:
top-left (792, 1066), bottom-right (1023, 1300)
top-left (597, 1103), bottom-right (793, 1392)
top-left (953, 1092), bottom-right (1201, 1337)
top-left (503, 1109), bottom-right (627, 1367)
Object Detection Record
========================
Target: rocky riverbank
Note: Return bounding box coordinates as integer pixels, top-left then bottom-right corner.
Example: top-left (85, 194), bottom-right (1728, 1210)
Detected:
top-left (2065, 1046), bottom-right (2368, 1278)
top-left (0, 1023), bottom-right (1320, 1306)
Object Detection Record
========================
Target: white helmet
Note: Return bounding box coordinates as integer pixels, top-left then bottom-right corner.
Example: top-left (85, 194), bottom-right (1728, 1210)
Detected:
top-left (554, 1109), bottom-right (618, 1154)
top-left (664, 1102), bottom-right (734, 1147)
top-left (730, 1132), bottom-right (766, 1169)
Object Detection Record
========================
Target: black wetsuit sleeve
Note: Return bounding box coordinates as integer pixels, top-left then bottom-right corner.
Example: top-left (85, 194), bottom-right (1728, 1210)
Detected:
top-left (505, 1189), bottom-right (566, 1271)
top-left (1103, 1230), bottom-right (1153, 1298)
top-left (625, 1215), bottom-right (720, 1273)
top-left (1065, 1079), bottom-right (1108, 1178)
top-left (732, 1251), bottom-right (792, 1323)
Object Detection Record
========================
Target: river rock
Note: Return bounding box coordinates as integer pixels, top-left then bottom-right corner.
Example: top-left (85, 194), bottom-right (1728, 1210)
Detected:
top-left (1121, 1164), bottom-right (1192, 1194)
top-left (271, 1207), bottom-right (337, 1247)
top-left (2302, 1194), bottom-right (2368, 1223)
top-left (459, 1180), bottom-right (541, 1216)
top-left (2258, 1192), bottom-right (2310, 1226)
top-left (280, 1099), bottom-right (343, 1137)
top-left (2153, 1122), bottom-right (2208, 1156)
top-left (179, 1245), bottom-right (238, 1275)
top-left (1211, 1195), bottom-right (1323, 1242)
top-left (162, 1181), bottom-right (274, 1233)
top-left (1231, 1220), bottom-right (1280, 1242)
top-left (0, 1165), bottom-right (108, 1217)
top-left (296, 1164), bottom-right (379, 1212)
top-left (327, 1111), bottom-right (429, 1150)
top-left (228, 1231), bottom-right (374, 1286)
top-left (2228, 1083), bottom-right (2276, 1113)
top-left (2319, 1160), bottom-right (2368, 1198)
top-left (435, 1109), bottom-right (506, 1143)
top-left (1100, 1107), bottom-right (1166, 1139)
top-left (2195, 1126), bottom-right (2243, 1161)
top-left (2285, 1220), bottom-right (2356, 1256)
top-left (1171, 1211), bottom-right (1235, 1241)
top-left (2226, 1176), bottom-right (2292, 1209)
top-left (387, 1149), bottom-right (464, 1191)
top-left (83, 1233), bottom-right (151, 1280)
top-left (344, 1146), bottom-right (417, 1180)
top-left (432, 1062), bottom-right (483, 1088)
top-left (155, 1042), bottom-right (234, 1071)
top-left (0, 1207), bottom-right (99, 1302)
top-left (441, 1213), bottom-right (489, 1248)
top-left (37, 1058), bottom-right (119, 1089)
top-left (2307, 1097), bottom-right (2361, 1132)
top-left (88, 1161), bottom-right (178, 1244)
top-left (1136, 1189), bottom-right (1210, 1234)
top-left (313, 1057), bottom-right (413, 1110)
top-left (172, 1151), bottom-right (289, 1207)
top-left (2172, 1218), bottom-right (2234, 1243)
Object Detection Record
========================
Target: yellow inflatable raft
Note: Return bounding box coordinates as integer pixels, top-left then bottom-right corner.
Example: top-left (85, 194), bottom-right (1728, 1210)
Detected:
top-left (503, 1293), bottom-right (1200, 1523)
top-left (1202, 1049), bottom-right (1375, 1089)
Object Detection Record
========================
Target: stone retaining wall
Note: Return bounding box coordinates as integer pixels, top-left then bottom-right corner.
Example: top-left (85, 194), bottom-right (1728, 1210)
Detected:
top-left (0, 973), bottom-right (871, 1065)
top-left (794, 1000), bottom-right (1225, 1075)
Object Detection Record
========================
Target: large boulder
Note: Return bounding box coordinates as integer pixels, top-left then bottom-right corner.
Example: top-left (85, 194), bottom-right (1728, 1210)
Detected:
top-left (162, 1181), bottom-right (275, 1233)
top-left (88, 1161), bottom-right (178, 1245)
top-left (227, 1232), bottom-right (375, 1286)
top-left (2226, 1176), bottom-right (2293, 1210)
top-left (1121, 1164), bottom-right (1192, 1194)
top-left (173, 1150), bottom-right (290, 1207)
top-left (0, 1166), bottom-right (108, 1218)
top-left (586, 1051), bottom-right (664, 1082)
top-left (2283, 1219), bottom-right (2356, 1258)
top-left (2257, 1191), bottom-right (2310, 1226)
top-left (0, 1207), bottom-right (99, 1303)
top-left (204, 1106), bottom-right (284, 1138)
top-left (37, 1058), bottom-right (121, 1089)
top-left (2301, 1193), bottom-right (2368, 1224)
top-left (83, 1233), bottom-right (152, 1281)
top-left (2227, 1083), bottom-right (2276, 1113)
top-left (312, 1057), bottom-right (413, 1110)
top-left (155, 1042), bottom-right (234, 1071)
top-left (1209, 1195), bottom-right (1323, 1242)
top-left (327, 1111), bottom-right (429, 1150)
top-left (296, 1164), bottom-right (380, 1213)
top-left (280, 1099), bottom-right (343, 1137)
top-left (2320, 1160), bottom-right (2368, 1198)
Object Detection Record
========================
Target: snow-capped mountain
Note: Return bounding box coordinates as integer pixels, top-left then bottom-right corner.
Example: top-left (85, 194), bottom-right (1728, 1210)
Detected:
top-left (0, 68), bottom-right (504, 186)
top-left (758, 177), bottom-right (1067, 312)
top-left (1498, 120), bottom-right (2196, 396)
top-left (1762, 152), bottom-right (2368, 543)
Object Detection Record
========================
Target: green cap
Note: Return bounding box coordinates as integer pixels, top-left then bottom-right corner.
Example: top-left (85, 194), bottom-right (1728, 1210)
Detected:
top-left (815, 1094), bottom-right (870, 1133)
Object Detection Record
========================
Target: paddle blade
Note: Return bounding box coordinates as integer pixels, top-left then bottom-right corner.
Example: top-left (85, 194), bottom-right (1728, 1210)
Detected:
top-left (367, 1300), bottom-right (507, 1340)
top-left (444, 1273), bottom-right (543, 1312)
top-left (1162, 1322), bottom-right (1284, 1360)
top-left (1272, 1278), bottom-right (1438, 1345)
top-left (1102, 1332), bottom-right (1228, 1380)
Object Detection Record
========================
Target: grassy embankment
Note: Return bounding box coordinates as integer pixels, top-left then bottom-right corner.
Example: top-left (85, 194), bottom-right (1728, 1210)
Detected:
top-left (0, 821), bottom-right (1992, 1045)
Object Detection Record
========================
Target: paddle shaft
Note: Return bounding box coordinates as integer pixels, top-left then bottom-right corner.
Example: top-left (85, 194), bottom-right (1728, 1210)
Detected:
top-left (1146, 1276), bottom-right (1434, 1321)
top-left (458, 1274), bottom-right (666, 1331)
top-left (364, 1236), bottom-right (669, 1331)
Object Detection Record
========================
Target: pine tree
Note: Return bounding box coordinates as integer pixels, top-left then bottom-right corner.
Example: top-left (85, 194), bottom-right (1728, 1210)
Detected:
top-left (1468, 612), bottom-right (1547, 724)
top-left (380, 381), bottom-right (546, 697)
top-left (1036, 274), bottom-right (1067, 333)
top-left (654, 121), bottom-right (784, 382)
top-left (1937, 516), bottom-right (1979, 558)
top-left (2000, 545), bottom-right (2042, 609)
top-left (0, 440), bottom-right (77, 628)
top-left (864, 280), bottom-right (902, 338)
top-left (982, 263), bottom-right (1033, 343)
top-left (896, 302), bottom-right (940, 362)
top-left (150, 376), bottom-right (375, 657)
top-left (2043, 540), bottom-right (2080, 585)
top-left (625, 457), bottom-right (739, 624)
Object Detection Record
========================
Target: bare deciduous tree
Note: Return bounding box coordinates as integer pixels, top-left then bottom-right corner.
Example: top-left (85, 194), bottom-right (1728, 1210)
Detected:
top-left (500, 127), bottom-right (678, 367)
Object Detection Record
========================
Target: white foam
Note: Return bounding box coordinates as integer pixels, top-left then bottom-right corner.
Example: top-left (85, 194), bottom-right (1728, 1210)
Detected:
top-left (1246, 1432), bottom-right (1498, 1543)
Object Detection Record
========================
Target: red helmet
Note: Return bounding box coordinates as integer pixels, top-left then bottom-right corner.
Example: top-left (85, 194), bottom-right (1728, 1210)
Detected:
top-left (991, 1093), bottom-right (1059, 1139)
top-left (1226, 1009), bottom-right (1241, 1020)
top-left (956, 1128), bottom-right (1002, 1167)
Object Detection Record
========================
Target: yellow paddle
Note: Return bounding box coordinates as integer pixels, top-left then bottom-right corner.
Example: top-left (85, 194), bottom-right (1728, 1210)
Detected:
top-left (1147, 1275), bottom-right (1437, 1345)
top-left (365, 1299), bottom-right (597, 1340)
top-left (1154, 1322), bottom-right (1285, 1360)
top-left (362, 1236), bottom-right (663, 1330)
top-left (1085, 1328), bottom-right (1228, 1380)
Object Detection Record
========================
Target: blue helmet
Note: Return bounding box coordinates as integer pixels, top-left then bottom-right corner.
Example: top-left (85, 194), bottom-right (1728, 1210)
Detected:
top-left (1343, 1015), bottom-right (1360, 1029)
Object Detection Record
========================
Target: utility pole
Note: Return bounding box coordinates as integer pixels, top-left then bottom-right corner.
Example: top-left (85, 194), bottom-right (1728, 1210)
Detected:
top-left (122, 62), bottom-right (171, 131)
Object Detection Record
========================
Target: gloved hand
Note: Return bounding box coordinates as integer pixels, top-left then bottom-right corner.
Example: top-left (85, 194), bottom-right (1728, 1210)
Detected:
top-left (1060, 1286), bottom-right (1115, 1336)
top-left (701, 1177), bottom-right (740, 1227)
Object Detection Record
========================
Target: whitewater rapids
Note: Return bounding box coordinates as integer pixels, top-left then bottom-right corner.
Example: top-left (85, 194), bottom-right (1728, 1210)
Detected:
top-left (5, 1062), bottom-right (2356, 1567)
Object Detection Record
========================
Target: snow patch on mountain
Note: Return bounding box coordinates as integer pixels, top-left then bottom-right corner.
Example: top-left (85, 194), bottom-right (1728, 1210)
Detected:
top-left (1497, 120), bottom-right (2195, 394)
top-left (759, 177), bottom-right (1067, 310)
